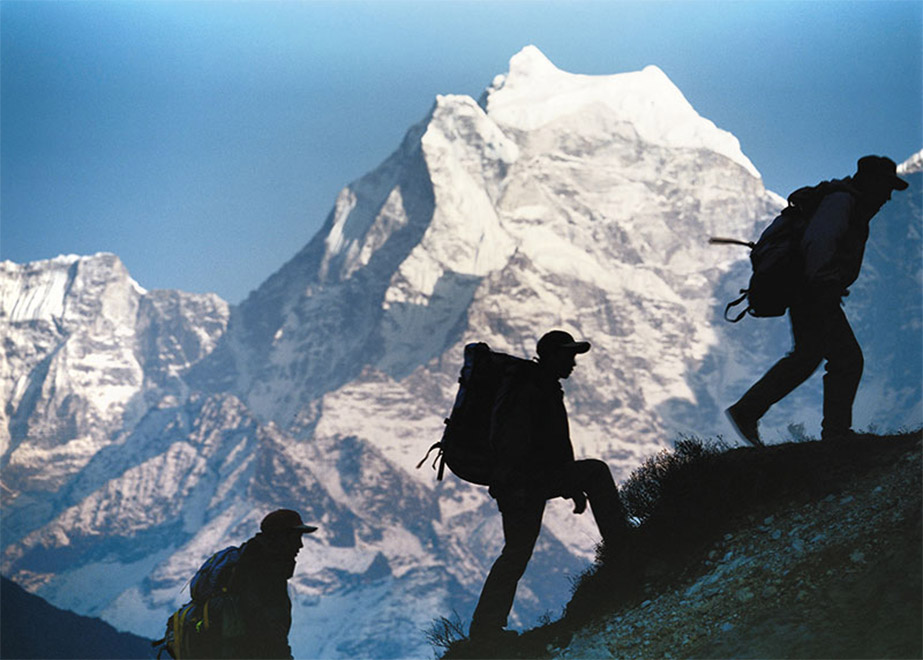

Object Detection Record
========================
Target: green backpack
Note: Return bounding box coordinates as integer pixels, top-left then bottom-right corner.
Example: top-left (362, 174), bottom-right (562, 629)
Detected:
top-left (153, 546), bottom-right (247, 659)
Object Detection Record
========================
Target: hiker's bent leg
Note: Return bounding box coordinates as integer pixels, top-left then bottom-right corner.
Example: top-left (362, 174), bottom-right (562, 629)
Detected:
top-left (567, 459), bottom-right (628, 547)
top-left (733, 302), bottom-right (824, 421)
top-left (821, 307), bottom-right (863, 438)
top-left (470, 498), bottom-right (545, 634)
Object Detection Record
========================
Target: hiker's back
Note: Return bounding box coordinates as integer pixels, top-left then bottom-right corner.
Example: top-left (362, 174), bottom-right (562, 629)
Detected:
top-left (419, 342), bottom-right (534, 485)
top-left (155, 540), bottom-right (293, 660)
top-left (223, 540), bottom-right (293, 659)
top-left (715, 178), bottom-right (858, 321)
top-left (155, 545), bottom-right (245, 659)
top-left (491, 366), bottom-right (568, 462)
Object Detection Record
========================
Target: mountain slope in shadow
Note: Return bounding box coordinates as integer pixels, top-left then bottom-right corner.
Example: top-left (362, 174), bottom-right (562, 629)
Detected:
top-left (441, 430), bottom-right (922, 659)
top-left (1, 576), bottom-right (153, 659)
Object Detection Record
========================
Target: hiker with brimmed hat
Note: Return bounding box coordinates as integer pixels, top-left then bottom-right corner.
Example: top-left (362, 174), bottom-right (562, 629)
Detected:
top-left (468, 330), bottom-right (629, 643)
top-left (221, 509), bottom-right (318, 659)
top-left (727, 155), bottom-right (909, 446)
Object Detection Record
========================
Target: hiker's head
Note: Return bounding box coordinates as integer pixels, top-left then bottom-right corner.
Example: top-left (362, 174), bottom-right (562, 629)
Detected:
top-left (260, 509), bottom-right (317, 558)
top-left (537, 330), bottom-right (590, 379)
top-left (854, 155), bottom-right (908, 210)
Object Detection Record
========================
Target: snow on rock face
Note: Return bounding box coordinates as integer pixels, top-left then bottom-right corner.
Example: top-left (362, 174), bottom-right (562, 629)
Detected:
top-left (136, 289), bottom-right (231, 386)
top-left (898, 149), bottom-right (923, 175)
top-left (1, 254), bottom-right (229, 540)
top-left (1, 255), bottom-right (146, 489)
top-left (0, 254), bottom-right (147, 325)
top-left (212, 46), bottom-right (777, 428)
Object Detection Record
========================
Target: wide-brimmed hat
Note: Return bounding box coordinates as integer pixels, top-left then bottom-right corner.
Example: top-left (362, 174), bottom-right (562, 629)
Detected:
top-left (537, 330), bottom-right (591, 358)
top-left (260, 509), bottom-right (318, 535)
top-left (856, 155), bottom-right (909, 191)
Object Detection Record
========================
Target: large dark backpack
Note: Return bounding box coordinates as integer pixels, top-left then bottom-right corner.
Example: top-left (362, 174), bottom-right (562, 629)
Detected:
top-left (712, 179), bottom-right (856, 322)
top-left (417, 342), bottom-right (532, 485)
top-left (153, 545), bottom-right (245, 659)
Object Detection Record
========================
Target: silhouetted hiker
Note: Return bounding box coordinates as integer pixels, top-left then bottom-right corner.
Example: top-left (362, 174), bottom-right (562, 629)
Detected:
top-left (727, 156), bottom-right (908, 446)
top-left (469, 330), bottom-right (629, 643)
top-left (226, 509), bottom-right (316, 659)
top-left (156, 508), bottom-right (316, 659)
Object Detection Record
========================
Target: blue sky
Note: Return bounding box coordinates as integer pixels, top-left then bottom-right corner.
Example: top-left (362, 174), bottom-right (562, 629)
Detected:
top-left (2, 0), bottom-right (921, 304)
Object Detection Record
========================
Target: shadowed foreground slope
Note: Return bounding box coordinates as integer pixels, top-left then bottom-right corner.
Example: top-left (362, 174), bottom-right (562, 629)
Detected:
top-left (0, 577), bottom-right (153, 659)
top-left (441, 430), bottom-right (922, 659)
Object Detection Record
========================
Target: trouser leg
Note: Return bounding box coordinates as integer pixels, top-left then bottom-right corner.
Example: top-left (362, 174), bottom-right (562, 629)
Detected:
top-left (732, 302), bottom-right (825, 421)
top-left (564, 459), bottom-right (628, 547)
top-left (821, 305), bottom-right (863, 438)
top-left (470, 498), bottom-right (545, 634)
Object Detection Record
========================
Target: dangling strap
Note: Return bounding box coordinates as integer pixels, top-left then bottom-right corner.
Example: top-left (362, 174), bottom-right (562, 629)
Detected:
top-left (416, 442), bottom-right (442, 470)
top-left (172, 608), bottom-right (184, 659)
top-left (724, 290), bottom-right (750, 323)
top-left (436, 451), bottom-right (446, 481)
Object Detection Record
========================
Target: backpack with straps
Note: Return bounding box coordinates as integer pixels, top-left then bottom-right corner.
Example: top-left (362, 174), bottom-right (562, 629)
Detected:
top-left (417, 342), bottom-right (532, 485)
top-left (711, 179), bottom-right (857, 322)
top-left (153, 545), bottom-right (245, 659)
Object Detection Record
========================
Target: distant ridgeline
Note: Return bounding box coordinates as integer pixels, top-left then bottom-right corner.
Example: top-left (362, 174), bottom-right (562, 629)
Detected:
top-left (0, 577), bottom-right (153, 659)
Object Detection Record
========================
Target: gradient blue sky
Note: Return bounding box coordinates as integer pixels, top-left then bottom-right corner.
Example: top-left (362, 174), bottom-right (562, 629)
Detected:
top-left (2, 1), bottom-right (921, 304)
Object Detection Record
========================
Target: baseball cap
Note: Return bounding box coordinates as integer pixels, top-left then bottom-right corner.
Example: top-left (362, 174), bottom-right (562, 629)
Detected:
top-left (537, 330), bottom-right (591, 358)
top-left (856, 155), bottom-right (909, 191)
top-left (260, 509), bottom-right (318, 535)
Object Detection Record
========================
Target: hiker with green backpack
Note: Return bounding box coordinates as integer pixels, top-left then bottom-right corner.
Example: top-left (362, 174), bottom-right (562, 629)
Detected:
top-left (155, 509), bottom-right (317, 659)
top-left (723, 156), bottom-right (909, 446)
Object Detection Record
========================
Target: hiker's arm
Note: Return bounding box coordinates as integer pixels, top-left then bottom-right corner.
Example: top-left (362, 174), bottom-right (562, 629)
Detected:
top-left (801, 192), bottom-right (854, 299)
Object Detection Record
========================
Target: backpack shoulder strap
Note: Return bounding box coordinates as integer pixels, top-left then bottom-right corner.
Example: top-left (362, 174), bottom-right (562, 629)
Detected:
top-left (724, 290), bottom-right (750, 322)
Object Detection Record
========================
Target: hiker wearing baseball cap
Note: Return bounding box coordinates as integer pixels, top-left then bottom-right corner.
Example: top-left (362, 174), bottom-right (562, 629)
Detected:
top-left (727, 155), bottom-right (909, 447)
top-left (469, 330), bottom-right (629, 643)
top-left (223, 509), bottom-right (318, 658)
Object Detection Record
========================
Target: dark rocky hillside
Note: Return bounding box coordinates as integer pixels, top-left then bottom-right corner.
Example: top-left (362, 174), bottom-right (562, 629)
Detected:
top-left (440, 430), bottom-right (923, 659)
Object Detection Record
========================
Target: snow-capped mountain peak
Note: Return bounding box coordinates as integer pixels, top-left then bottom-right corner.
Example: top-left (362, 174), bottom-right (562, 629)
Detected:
top-left (485, 45), bottom-right (760, 179)
top-left (0, 253), bottom-right (146, 325)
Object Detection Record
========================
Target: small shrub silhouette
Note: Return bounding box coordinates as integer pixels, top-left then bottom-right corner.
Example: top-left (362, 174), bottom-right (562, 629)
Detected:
top-left (620, 436), bottom-right (727, 525)
top-left (425, 612), bottom-right (467, 652)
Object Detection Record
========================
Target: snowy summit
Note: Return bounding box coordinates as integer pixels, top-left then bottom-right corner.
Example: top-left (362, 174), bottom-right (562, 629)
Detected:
top-left (484, 46), bottom-right (760, 178)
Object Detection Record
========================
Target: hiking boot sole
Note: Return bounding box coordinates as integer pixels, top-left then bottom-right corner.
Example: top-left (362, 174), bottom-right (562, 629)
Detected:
top-left (725, 407), bottom-right (764, 447)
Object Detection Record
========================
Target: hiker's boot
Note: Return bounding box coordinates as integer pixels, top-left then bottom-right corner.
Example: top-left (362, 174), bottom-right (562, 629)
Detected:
top-left (468, 626), bottom-right (519, 644)
top-left (726, 405), bottom-right (763, 447)
top-left (821, 428), bottom-right (859, 443)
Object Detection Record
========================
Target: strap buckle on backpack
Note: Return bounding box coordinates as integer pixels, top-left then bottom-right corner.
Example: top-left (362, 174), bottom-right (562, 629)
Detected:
top-left (724, 290), bottom-right (751, 323)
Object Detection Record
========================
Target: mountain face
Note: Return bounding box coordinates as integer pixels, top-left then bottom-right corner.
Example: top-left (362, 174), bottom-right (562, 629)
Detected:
top-left (2, 46), bottom-right (920, 659)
